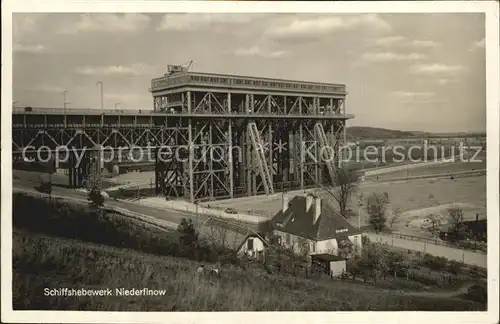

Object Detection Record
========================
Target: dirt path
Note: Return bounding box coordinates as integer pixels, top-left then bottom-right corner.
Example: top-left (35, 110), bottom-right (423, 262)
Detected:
top-left (402, 282), bottom-right (476, 299)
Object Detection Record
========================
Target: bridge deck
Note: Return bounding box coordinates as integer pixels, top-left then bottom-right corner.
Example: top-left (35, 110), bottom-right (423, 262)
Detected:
top-left (12, 107), bottom-right (353, 119)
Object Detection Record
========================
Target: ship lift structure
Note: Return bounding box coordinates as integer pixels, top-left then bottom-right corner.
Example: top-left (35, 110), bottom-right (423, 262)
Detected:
top-left (11, 63), bottom-right (352, 202)
top-left (151, 64), bottom-right (351, 202)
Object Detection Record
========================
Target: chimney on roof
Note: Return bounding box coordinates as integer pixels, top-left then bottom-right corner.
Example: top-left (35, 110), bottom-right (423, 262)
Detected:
top-left (282, 193), bottom-right (288, 212)
top-left (306, 194), bottom-right (314, 212)
top-left (314, 197), bottom-right (321, 224)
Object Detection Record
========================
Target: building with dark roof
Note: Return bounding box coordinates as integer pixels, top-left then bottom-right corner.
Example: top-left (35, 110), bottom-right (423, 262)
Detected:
top-left (438, 215), bottom-right (487, 242)
top-left (270, 193), bottom-right (363, 256)
top-left (237, 233), bottom-right (269, 260)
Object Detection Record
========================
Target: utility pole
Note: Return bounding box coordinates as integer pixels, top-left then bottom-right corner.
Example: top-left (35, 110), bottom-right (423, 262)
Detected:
top-left (97, 81), bottom-right (104, 125)
top-left (281, 182), bottom-right (285, 210)
top-left (358, 201), bottom-right (361, 230)
top-left (63, 89), bottom-right (68, 113)
top-left (97, 81), bottom-right (104, 111)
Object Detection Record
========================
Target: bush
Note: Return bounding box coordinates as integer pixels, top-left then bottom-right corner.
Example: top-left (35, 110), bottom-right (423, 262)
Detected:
top-left (12, 193), bottom-right (235, 265)
top-left (464, 282), bottom-right (487, 303)
top-left (421, 254), bottom-right (448, 271)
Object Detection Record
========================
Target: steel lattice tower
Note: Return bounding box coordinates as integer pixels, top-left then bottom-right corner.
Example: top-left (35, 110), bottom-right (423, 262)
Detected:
top-left (151, 70), bottom-right (352, 202)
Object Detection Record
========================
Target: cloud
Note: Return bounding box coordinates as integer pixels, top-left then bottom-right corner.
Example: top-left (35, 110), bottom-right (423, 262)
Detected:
top-left (360, 52), bottom-right (425, 62)
top-left (373, 36), bottom-right (406, 46)
top-left (264, 14), bottom-right (391, 41)
top-left (59, 14), bottom-right (151, 34)
top-left (32, 85), bottom-right (67, 93)
top-left (410, 40), bottom-right (440, 48)
top-left (392, 91), bottom-right (435, 97)
top-left (371, 36), bottom-right (440, 48)
top-left (157, 13), bottom-right (259, 31)
top-left (233, 46), bottom-right (287, 58)
top-left (106, 92), bottom-right (149, 103)
top-left (13, 43), bottom-right (48, 54)
top-left (410, 63), bottom-right (465, 75)
top-left (437, 78), bottom-right (451, 85)
top-left (391, 91), bottom-right (437, 104)
top-left (75, 63), bottom-right (156, 76)
top-left (13, 15), bottom-right (46, 39)
top-left (469, 37), bottom-right (485, 51)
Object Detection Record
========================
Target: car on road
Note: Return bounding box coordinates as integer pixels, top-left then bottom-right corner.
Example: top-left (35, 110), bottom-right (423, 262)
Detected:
top-left (225, 208), bottom-right (238, 214)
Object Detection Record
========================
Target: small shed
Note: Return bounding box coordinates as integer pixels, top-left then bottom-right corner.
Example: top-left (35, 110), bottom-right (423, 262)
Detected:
top-left (311, 254), bottom-right (346, 277)
top-left (237, 234), bottom-right (269, 260)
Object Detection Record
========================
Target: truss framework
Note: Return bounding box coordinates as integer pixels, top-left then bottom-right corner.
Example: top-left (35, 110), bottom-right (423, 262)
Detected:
top-left (12, 91), bottom-right (349, 201)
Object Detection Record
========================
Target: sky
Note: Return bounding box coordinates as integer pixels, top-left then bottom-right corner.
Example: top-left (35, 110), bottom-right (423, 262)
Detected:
top-left (12, 13), bottom-right (486, 133)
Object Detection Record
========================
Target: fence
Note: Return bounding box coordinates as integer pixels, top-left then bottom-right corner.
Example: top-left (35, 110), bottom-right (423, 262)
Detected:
top-left (386, 231), bottom-right (486, 254)
top-left (370, 169), bottom-right (486, 183)
top-left (365, 232), bottom-right (487, 268)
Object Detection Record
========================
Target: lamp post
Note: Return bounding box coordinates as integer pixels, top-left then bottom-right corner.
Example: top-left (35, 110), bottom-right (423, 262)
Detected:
top-left (97, 81), bottom-right (104, 125)
top-left (96, 81), bottom-right (104, 111)
top-left (63, 89), bottom-right (68, 113)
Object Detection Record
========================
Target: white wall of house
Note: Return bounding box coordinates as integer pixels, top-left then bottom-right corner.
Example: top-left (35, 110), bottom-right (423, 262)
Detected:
top-left (238, 236), bottom-right (266, 258)
top-left (274, 230), bottom-right (363, 256)
top-left (330, 260), bottom-right (347, 277)
top-left (273, 230), bottom-right (310, 254)
top-left (316, 238), bottom-right (339, 255)
top-left (348, 234), bottom-right (363, 250)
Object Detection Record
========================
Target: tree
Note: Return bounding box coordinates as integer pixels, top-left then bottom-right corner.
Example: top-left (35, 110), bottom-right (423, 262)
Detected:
top-left (387, 207), bottom-right (402, 232)
top-left (338, 239), bottom-right (356, 259)
top-left (428, 214), bottom-right (441, 238)
top-left (387, 251), bottom-right (410, 279)
top-left (448, 206), bottom-right (466, 240)
top-left (346, 255), bottom-right (362, 280)
top-left (359, 242), bottom-right (389, 283)
top-left (366, 192), bottom-right (389, 233)
top-left (88, 187), bottom-right (104, 209)
top-left (324, 166), bottom-right (361, 217)
top-left (37, 173), bottom-right (52, 200)
top-left (177, 218), bottom-right (199, 248)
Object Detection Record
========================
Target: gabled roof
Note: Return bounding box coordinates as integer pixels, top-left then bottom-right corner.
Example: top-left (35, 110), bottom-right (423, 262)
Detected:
top-left (236, 233), bottom-right (270, 252)
top-left (270, 195), bottom-right (361, 241)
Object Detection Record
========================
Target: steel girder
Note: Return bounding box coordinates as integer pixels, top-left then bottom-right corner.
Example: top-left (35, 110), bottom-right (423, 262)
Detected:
top-left (12, 91), bottom-right (348, 201)
top-left (151, 90), bottom-right (347, 202)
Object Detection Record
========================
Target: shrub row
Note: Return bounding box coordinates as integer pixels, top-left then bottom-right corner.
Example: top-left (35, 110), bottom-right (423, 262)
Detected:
top-left (12, 193), bottom-right (237, 265)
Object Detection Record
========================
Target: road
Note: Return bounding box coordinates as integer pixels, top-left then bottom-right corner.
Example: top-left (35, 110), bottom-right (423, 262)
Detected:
top-left (13, 176), bottom-right (209, 228)
top-left (365, 233), bottom-right (487, 268)
top-left (12, 174), bottom-right (487, 269)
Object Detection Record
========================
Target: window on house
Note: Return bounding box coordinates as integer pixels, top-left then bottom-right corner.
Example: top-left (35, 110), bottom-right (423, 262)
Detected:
top-left (311, 242), bottom-right (316, 253)
top-left (247, 238), bottom-right (254, 250)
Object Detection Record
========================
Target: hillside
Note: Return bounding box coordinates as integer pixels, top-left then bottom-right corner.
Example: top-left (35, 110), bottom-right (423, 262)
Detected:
top-left (11, 193), bottom-right (486, 311)
top-left (13, 229), bottom-right (485, 311)
top-left (346, 126), bottom-right (419, 139)
top-left (346, 126), bottom-right (486, 140)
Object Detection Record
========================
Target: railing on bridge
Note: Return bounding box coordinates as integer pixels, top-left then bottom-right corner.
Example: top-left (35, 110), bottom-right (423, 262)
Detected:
top-left (151, 72), bottom-right (347, 95)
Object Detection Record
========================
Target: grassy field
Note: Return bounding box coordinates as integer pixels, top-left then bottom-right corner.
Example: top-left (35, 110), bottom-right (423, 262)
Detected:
top-left (13, 230), bottom-right (485, 311)
top-left (12, 194), bottom-right (486, 311)
top-left (373, 160), bottom-right (486, 181)
top-left (212, 175), bottom-right (486, 237)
